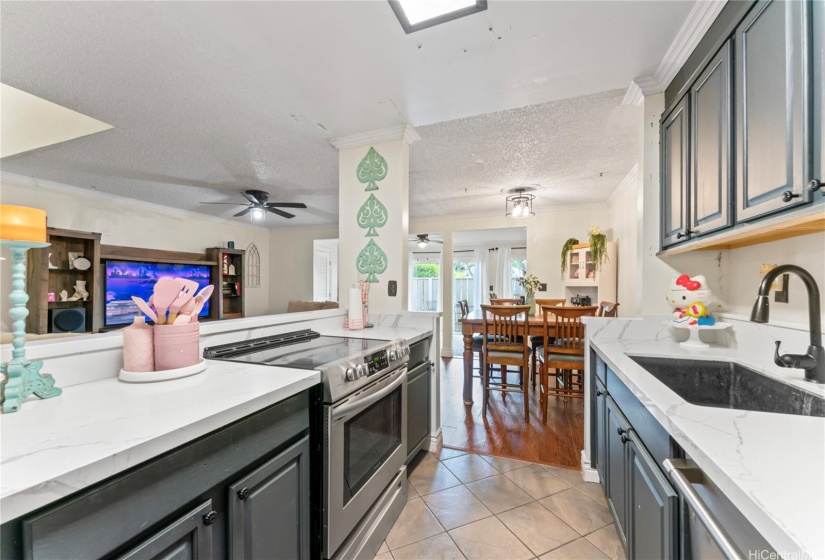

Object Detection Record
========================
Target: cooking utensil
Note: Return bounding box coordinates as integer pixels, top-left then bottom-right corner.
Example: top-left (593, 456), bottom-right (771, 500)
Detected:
top-left (167, 278), bottom-right (198, 323)
top-left (194, 284), bottom-right (214, 302)
top-left (190, 295), bottom-right (206, 322)
top-left (131, 296), bottom-right (158, 323)
top-left (152, 277), bottom-right (183, 325)
top-left (173, 314), bottom-right (192, 325)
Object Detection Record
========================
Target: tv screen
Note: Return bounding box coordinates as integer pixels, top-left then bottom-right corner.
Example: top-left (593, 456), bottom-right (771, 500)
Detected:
top-left (104, 260), bottom-right (211, 327)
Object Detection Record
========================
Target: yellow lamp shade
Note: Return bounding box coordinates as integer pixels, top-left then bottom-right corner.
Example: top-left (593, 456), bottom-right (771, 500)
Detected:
top-left (0, 205), bottom-right (47, 242)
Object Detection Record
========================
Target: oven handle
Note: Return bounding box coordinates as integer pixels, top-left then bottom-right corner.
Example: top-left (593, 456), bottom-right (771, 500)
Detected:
top-left (332, 368), bottom-right (407, 421)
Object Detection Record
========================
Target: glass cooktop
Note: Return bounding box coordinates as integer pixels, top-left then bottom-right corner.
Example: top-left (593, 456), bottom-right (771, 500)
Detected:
top-left (205, 332), bottom-right (388, 370)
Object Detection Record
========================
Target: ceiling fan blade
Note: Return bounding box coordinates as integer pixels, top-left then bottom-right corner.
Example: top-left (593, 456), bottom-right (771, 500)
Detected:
top-left (241, 191), bottom-right (259, 204)
top-left (200, 202), bottom-right (244, 205)
top-left (266, 207), bottom-right (295, 219)
top-left (233, 208), bottom-right (253, 217)
top-left (430, 239), bottom-right (444, 244)
top-left (265, 202), bottom-right (307, 209)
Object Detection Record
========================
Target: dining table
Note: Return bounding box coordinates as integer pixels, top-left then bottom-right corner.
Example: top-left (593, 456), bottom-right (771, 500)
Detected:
top-left (459, 309), bottom-right (556, 406)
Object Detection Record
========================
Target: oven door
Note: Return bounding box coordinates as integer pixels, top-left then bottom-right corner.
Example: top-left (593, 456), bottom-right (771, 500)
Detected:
top-left (324, 365), bottom-right (407, 558)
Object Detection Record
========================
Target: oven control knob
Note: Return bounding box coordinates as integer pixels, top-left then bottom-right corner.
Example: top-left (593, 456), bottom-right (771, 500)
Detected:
top-left (389, 350), bottom-right (398, 361)
top-left (356, 364), bottom-right (366, 377)
top-left (345, 367), bottom-right (357, 381)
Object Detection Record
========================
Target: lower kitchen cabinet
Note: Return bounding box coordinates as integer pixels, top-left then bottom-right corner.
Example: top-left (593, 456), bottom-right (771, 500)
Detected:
top-left (0, 391), bottom-right (312, 560)
top-left (626, 432), bottom-right (678, 560)
top-left (406, 360), bottom-right (431, 462)
top-left (594, 377), bottom-right (607, 486)
top-left (604, 396), bottom-right (630, 545)
top-left (228, 437), bottom-right (310, 560)
top-left (117, 500), bottom-right (216, 560)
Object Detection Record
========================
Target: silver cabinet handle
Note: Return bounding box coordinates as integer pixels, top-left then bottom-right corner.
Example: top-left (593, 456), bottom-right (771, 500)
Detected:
top-left (663, 459), bottom-right (744, 560)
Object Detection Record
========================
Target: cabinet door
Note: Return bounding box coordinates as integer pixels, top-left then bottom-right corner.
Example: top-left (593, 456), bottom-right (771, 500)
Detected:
top-left (228, 437), bottom-right (311, 560)
top-left (567, 248), bottom-right (581, 281)
top-left (407, 362), bottom-right (431, 459)
top-left (661, 96), bottom-right (690, 247)
top-left (117, 500), bottom-right (214, 560)
top-left (814, 0), bottom-right (824, 187)
top-left (690, 40), bottom-right (733, 236)
top-left (605, 396), bottom-right (630, 545)
top-left (594, 377), bottom-right (607, 486)
top-left (626, 432), bottom-right (678, 560)
top-left (736, 0), bottom-right (812, 221)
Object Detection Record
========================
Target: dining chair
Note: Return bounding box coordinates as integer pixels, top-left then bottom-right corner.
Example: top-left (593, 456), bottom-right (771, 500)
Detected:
top-left (597, 301), bottom-right (620, 317)
top-left (530, 298), bottom-right (566, 387)
top-left (537, 305), bottom-right (598, 423)
top-left (490, 298), bottom-right (522, 305)
top-left (480, 304), bottom-right (531, 422)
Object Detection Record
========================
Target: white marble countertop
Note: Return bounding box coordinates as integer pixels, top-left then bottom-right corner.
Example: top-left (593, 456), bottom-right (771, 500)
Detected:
top-left (0, 360), bottom-right (319, 524)
top-left (584, 317), bottom-right (825, 558)
top-left (317, 312), bottom-right (437, 345)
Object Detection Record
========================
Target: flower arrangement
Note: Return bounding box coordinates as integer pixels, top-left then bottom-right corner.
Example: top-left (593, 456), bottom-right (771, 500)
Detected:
top-left (589, 225), bottom-right (608, 271)
top-left (517, 273), bottom-right (542, 295)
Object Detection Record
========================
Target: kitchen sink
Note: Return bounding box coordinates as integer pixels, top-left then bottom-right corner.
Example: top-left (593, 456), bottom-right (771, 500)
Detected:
top-left (629, 357), bottom-right (825, 418)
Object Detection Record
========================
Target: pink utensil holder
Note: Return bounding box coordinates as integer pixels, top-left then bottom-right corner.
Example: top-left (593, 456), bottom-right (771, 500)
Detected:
top-left (153, 322), bottom-right (200, 371)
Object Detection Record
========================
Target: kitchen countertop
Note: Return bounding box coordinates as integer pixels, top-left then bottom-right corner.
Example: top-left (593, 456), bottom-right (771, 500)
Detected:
top-left (584, 317), bottom-right (825, 558)
top-left (0, 360), bottom-right (319, 524)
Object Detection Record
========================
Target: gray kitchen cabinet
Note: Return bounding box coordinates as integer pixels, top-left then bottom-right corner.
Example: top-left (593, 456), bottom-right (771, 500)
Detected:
top-left (228, 436), bottom-right (311, 560)
top-left (605, 395), bottom-right (630, 545)
top-left (690, 40), bottom-right (733, 236)
top-left (815, 0), bottom-right (824, 186)
top-left (406, 360), bottom-right (431, 462)
top-left (661, 96), bottom-right (690, 248)
top-left (736, 0), bottom-right (812, 220)
top-left (626, 432), bottom-right (678, 560)
top-left (117, 500), bottom-right (215, 560)
top-left (594, 376), bottom-right (607, 487)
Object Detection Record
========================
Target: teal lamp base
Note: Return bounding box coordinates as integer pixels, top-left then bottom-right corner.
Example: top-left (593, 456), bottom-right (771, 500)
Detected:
top-left (0, 240), bottom-right (62, 413)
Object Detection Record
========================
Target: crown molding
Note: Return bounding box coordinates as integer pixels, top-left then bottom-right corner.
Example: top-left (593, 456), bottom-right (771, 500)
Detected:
top-left (608, 163), bottom-right (640, 205)
top-left (621, 0), bottom-right (727, 105)
top-left (330, 124), bottom-right (421, 150)
top-left (0, 171), bottom-right (270, 231)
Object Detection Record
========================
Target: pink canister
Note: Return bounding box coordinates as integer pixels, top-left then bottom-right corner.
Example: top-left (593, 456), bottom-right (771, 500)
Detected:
top-left (153, 322), bottom-right (200, 371)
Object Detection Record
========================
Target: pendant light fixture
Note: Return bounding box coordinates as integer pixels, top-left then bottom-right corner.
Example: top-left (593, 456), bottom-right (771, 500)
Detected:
top-left (504, 187), bottom-right (536, 219)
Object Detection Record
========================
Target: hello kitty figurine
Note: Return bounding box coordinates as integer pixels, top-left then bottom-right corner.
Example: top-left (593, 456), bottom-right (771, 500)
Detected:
top-left (667, 275), bottom-right (716, 326)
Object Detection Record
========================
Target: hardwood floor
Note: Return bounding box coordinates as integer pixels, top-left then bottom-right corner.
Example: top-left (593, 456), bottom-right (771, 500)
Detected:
top-left (439, 358), bottom-right (584, 469)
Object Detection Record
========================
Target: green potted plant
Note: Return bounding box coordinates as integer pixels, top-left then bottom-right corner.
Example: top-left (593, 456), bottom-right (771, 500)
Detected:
top-left (560, 238), bottom-right (579, 278)
top-left (588, 225), bottom-right (608, 271)
top-left (517, 273), bottom-right (542, 316)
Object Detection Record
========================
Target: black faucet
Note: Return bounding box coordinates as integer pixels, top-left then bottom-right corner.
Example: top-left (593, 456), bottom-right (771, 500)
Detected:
top-left (750, 265), bottom-right (825, 384)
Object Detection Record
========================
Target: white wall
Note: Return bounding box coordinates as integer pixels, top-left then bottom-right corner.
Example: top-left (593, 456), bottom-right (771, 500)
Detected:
top-left (268, 226), bottom-right (338, 314)
top-left (0, 175), bottom-right (272, 328)
top-left (608, 168), bottom-right (642, 316)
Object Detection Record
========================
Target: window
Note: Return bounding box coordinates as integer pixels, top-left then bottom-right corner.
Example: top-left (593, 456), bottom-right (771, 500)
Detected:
top-left (453, 254), bottom-right (476, 322)
top-left (246, 243), bottom-right (261, 288)
top-left (409, 255), bottom-right (440, 312)
top-left (313, 239), bottom-right (339, 302)
top-left (510, 248), bottom-right (527, 296)
top-left (388, 0), bottom-right (487, 34)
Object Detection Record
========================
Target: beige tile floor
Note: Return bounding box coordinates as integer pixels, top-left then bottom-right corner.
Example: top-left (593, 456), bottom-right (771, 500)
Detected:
top-left (376, 449), bottom-right (626, 560)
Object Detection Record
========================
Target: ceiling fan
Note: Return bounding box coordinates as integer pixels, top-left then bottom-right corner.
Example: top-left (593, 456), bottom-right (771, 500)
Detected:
top-left (410, 234), bottom-right (443, 248)
top-left (200, 190), bottom-right (307, 220)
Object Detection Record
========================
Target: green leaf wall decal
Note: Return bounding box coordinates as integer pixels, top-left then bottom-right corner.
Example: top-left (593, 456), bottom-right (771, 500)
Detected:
top-left (356, 239), bottom-right (388, 282)
top-left (356, 147), bottom-right (388, 191)
top-left (357, 194), bottom-right (388, 237)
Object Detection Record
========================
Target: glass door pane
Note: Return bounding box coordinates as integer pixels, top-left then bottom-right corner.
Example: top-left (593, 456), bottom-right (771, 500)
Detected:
top-left (568, 250), bottom-right (581, 280)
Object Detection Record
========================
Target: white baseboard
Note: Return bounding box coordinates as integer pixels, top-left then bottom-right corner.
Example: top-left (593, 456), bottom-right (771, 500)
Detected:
top-left (427, 428), bottom-right (443, 452)
top-left (581, 450), bottom-right (600, 483)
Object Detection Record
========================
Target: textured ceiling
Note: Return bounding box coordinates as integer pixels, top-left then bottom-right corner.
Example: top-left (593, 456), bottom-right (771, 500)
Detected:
top-left (0, 1), bottom-right (688, 227)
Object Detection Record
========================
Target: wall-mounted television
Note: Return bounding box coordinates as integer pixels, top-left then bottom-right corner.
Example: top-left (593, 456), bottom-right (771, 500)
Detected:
top-left (104, 260), bottom-right (211, 327)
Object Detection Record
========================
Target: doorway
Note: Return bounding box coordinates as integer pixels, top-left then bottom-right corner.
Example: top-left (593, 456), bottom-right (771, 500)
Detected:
top-left (408, 232), bottom-right (443, 312)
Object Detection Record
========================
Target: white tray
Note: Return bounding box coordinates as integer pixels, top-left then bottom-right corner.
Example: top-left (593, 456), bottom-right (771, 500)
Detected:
top-left (667, 321), bottom-right (731, 348)
top-left (119, 358), bottom-right (207, 383)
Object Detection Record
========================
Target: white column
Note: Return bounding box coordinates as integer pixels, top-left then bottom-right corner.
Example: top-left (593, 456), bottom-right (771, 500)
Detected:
top-left (334, 126), bottom-right (419, 313)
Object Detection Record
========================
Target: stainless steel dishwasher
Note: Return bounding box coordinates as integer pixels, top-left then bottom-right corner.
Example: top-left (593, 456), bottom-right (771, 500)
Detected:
top-left (406, 337), bottom-right (432, 463)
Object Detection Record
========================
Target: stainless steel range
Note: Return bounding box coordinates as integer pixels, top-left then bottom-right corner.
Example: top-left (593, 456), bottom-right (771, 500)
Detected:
top-left (204, 330), bottom-right (411, 559)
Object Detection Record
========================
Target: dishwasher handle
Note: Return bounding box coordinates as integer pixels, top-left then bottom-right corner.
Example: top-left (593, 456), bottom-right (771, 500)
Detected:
top-left (663, 459), bottom-right (744, 560)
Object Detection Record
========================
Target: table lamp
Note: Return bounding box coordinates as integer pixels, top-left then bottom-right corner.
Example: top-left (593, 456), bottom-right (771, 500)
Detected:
top-left (0, 205), bottom-right (61, 413)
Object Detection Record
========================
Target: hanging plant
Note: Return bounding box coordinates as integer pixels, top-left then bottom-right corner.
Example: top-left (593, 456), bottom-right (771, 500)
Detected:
top-left (560, 238), bottom-right (579, 278)
top-left (589, 225), bottom-right (609, 271)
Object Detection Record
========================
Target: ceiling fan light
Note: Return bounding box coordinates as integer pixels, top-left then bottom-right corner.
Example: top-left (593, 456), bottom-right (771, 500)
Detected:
top-left (417, 240), bottom-right (429, 248)
top-left (251, 207), bottom-right (265, 220)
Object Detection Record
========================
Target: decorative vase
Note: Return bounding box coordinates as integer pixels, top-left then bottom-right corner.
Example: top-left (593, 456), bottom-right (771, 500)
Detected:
top-left (122, 316), bottom-right (154, 372)
top-left (527, 293), bottom-right (536, 316)
top-left (154, 322), bottom-right (200, 371)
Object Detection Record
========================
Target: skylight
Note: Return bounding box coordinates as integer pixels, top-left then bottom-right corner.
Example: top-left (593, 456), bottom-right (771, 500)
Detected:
top-left (389, 0), bottom-right (487, 33)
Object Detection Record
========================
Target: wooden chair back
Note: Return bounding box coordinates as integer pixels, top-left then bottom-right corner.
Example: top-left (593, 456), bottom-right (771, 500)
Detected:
top-left (598, 301), bottom-right (620, 317)
top-left (457, 300), bottom-right (470, 318)
top-left (535, 298), bottom-right (566, 319)
top-left (480, 305), bottom-right (530, 356)
top-left (490, 298), bottom-right (522, 306)
top-left (540, 305), bottom-right (598, 358)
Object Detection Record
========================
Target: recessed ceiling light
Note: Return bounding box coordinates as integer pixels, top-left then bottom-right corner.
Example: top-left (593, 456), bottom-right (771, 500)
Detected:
top-left (389, 0), bottom-right (487, 34)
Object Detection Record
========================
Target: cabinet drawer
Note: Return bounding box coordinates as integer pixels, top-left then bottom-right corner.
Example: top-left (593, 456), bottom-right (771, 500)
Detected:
top-left (21, 392), bottom-right (310, 559)
top-left (606, 368), bottom-right (674, 468)
top-left (116, 500), bottom-right (215, 560)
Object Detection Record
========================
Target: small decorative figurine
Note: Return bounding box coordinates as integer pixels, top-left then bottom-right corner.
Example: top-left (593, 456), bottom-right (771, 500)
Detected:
top-left (59, 290), bottom-right (68, 302)
top-left (67, 281), bottom-right (89, 302)
top-left (47, 292), bottom-right (56, 302)
top-left (667, 275), bottom-right (716, 326)
top-left (228, 264), bottom-right (236, 276)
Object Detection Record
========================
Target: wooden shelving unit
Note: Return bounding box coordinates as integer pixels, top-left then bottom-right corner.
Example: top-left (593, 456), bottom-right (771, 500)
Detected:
top-left (26, 228), bottom-right (101, 334)
top-left (206, 248), bottom-right (245, 320)
top-left (562, 241), bottom-right (617, 306)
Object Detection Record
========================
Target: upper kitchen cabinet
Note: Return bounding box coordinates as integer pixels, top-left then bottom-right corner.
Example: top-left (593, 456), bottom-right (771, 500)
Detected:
top-left (661, 96), bottom-right (690, 248)
top-left (735, 0), bottom-right (812, 221)
top-left (690, 40), bottom-right (733, 236)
